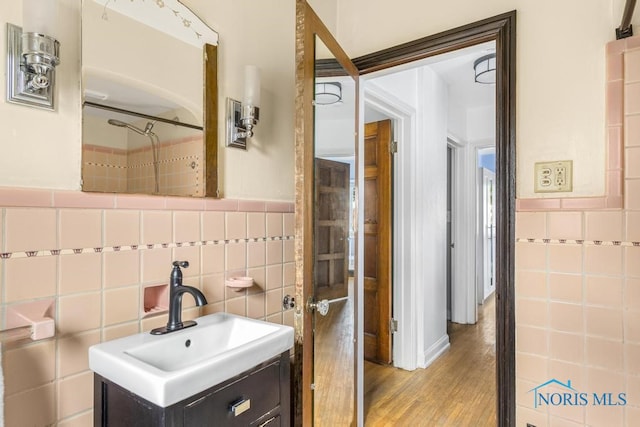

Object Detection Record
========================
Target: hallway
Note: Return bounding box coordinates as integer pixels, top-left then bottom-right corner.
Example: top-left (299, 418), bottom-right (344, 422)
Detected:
top-left (364, 297), bottom-right (497, 426)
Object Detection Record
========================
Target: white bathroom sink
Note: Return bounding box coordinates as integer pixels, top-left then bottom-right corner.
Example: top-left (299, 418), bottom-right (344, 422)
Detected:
top-left (89, 313), bottom-right (294, 407)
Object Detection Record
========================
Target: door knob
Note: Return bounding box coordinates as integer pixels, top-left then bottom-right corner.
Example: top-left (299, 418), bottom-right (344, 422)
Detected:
top-left (307, 299), bottom-right (330, 316)
top-left (283, 294), bottom-right (295, 309)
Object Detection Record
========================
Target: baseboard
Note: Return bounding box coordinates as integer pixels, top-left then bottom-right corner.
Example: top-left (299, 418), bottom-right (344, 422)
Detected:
top-left (418, 334), bottom-right (450, 368)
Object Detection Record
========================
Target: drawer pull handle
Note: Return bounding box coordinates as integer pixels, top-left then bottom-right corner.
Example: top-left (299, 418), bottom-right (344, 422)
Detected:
top-left (258, 416), bottom-right (277, 427)
top-left (230, 398), bottom-right (251, 417)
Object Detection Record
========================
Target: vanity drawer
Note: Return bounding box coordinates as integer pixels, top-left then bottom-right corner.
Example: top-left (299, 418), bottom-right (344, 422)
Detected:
top-left (183, 359), bottom-right (281, 426)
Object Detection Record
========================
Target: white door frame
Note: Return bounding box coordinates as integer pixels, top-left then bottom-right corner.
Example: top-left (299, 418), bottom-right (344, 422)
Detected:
top-left (363, 82), bottom-right (418, 371)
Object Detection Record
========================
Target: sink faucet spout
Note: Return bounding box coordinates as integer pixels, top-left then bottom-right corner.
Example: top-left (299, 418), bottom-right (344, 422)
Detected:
top-left (151, 261), bottom-right (208, 335)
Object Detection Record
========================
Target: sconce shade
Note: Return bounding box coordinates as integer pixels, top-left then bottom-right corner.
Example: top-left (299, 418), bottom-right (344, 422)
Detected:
top-left (314, 82), bottom-right (342, 105)
top-left (473, 53), bottom-right (496, 84)
top-left (243, 65), bottom-right (261, 107)
top-left (23, 0), bottom-right (58, 39)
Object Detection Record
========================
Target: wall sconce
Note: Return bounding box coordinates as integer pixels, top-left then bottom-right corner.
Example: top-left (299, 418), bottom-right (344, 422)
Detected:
top-left (6, 0), bottom-right (61, 110)
top-left (473, 53), bottom-right (496, 84)
top-left (226, 65), bottom-right (261, 150)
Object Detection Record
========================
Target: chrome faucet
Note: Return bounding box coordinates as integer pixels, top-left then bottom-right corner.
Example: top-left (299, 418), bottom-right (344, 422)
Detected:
top-left (151, 261), bottom-right (208, 335)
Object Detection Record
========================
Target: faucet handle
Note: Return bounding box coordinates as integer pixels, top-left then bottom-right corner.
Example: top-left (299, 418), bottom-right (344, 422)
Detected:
top-left (172, 261), bottom-right (189, 268)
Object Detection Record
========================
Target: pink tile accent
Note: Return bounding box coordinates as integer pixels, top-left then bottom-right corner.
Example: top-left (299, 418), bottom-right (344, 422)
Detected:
top-left (606, 170), bottom-right (624, 196)
top-left (266, 201), bottom-right (293, 212)
top-left (238, 200), bottom-right (266, 212)
top-left (0, 187), bottom-right (52, 207)
top-left (607, 45), bottom-right (624, 81)
top-left (205, 198), bottom-right (238, 211)
top-left (606, 195), bottom-right (623, 208)
top-left (115, 194), bottom-right (167, 210)
top-left (516, 198), bottom-right (561, 211)
top-left (53, 191), bottom-right (115, 209)
top-left (608, 126), bottom-right (622, 169)
top-left (606, 38), bottom-right (626, 57)
top-left (608, 80), bottom-right (625, 126)
top-left (164, 196), bottom-right (205, 211)
top-left (560, 197), bottom-right (607, 210)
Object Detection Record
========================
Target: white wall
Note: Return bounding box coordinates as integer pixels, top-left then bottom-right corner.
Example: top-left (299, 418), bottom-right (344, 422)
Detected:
top-left (0, 0), bottom-right (296, 201)
top-left (338, 0), bottom-right (640, 199)
top-left (370, 65), bottom-right (449, 367)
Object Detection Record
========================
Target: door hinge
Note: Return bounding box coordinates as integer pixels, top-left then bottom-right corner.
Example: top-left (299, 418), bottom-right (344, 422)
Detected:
top-left (390, 318), bottom-right (398, 333)
top-left (390, 141), bottom-right (398, 154)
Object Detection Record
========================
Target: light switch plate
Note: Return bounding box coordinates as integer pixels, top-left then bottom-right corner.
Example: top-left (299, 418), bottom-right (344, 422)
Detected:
top-left (534, 160), bottom-right (573, 193)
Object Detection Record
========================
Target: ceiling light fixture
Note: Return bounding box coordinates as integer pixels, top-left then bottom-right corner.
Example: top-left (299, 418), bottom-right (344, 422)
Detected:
top-left (473, 53), bottom-right (496, 84)
top-left (314, 82), bottom-right (342, 105)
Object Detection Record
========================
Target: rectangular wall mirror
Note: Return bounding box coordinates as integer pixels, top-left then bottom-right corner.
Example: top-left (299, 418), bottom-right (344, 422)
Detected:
top-left (81, 0), bottom-right (218, 197)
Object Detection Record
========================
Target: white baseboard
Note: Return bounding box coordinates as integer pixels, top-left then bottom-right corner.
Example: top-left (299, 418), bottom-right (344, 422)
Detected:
top-left (418, 334), bottom-right (450, 368)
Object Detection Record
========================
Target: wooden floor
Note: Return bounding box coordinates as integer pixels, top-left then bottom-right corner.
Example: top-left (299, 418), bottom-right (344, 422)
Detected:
top-left (364, 297), bottom-right (497, 426)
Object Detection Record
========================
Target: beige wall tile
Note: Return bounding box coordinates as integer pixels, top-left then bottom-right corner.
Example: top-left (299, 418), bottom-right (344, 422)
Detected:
top-left (247, 212), bottom-right (266, 239)
top-left (516, 352), bottom-right (548, 382)
top-left (549, 273), bottom-right (582, 303)
top-left (173, 245), bottom-right (200, 277)
top-left (627, 343), bottom-right (640, 375)
top-left (58, 371), bottom-right (93, 419)
top-left (515, 212), bottom-right (546, 239)
top-left (284, 213), bottom-right (295, 236)
top-left (202, 244), bottom-right (225, 274)
top-left (548, 245), bottom-right (582, 273)
top-left (584, 211), bottom-right (623, 241)
top-left (548, 212), bottom-right (583, 240)
top-left (625, 49), bottom-right (640, 82)
top-left (247, 293), bottom-right (265, 319)
top-left (5, 383), bottom-right (55, 427)
top-left (266, 240), bottom-right (283, 265)
top-left (141, 313), bottom-right (169, 332)
top-left (283, 240), bottom-right (295, 263)
top-left (626, 211), bottom-right (640, 242)
top-left (202, 274), bottom-right (225, 303)
top-left (104, 286), bottom-right (139, 326)
top-left (59, 252), bottom-right (101, 295)
top-left (202, 211), bottom-right (225, 241)
top-left (625, 310), bottom-right (640, 343)
top-left (625, 179), bottom-right (640, 210)
top-left (585, 245), bottom-right (623, 275)
top-left (586, 337), bottom-right (623, 371)
top-left (57, 411), bottom-right (93, 427)
top-left (226, 296), bottom-right (246, 316)
top-left (202, 302), bottom-right (224, 316)
top-left (627, 147), bottom-right (640, 179)
top-left (141, 210), bottom-right (172, 244)
top-left (226, 242), bottom-right (246, 271)
top-left (5, 208), bottom-right (57, 252)
top-left (103, 250), bottom-right (139, 288)
top-left (550, 302), bottom-right (583, 334)
top-left (516, 406), bottom-right (548, 427)
top-left (225, 212), bottom-right (246, 240)
top-left (626, 278), bottom-right (640, 313)
top-left (516, 325), bottom-right (548, 355)
top-left (174, 211), bottom-right (200, 243)
top-left (59, 209), bottom-right (102, 249)
top-left (104, 322), bottom-right (139, 341)
top-left (266, 213), bottom-right (284, 237)
top-left (141, 247), bottom-right (172, 283)
top-left (587, 405), bottom-right (624, 427)
top-left (283, 262), bottom-right (295, 286)
top-left (549, 331), bottom-right (583, 364)
top-left (4, 340), bottom-right (55, 395)
top-left (625, 81), bottom-right (640, 115)
top-left (266, 288), bottom-right (283, 316)
top-left (59, 293), bottom-right (101, 336)
top-left (516, 298), bottom-right (548, 328)
top-left (266, 312), bottom-right (283, 325)
top-left (585, 275), bottom-right (623, 307)
top-left (5, 256), bottom-right (56, 302)
top-left (266, 264), bottom-right (284, 290)
top-left (58, 330), bottom-right (100, 377)
top-left (104, 210), bottom-right (140, 247)
top-left (516, 242), bottom-right (547, 271)
top-left (283, 309), bottom-right (294, 327)
top-left (515, 271), bottom-right (548, 299)
top-left (247, 267), bottom-right (265, 292)
top-left (625, 246), bottom-right (640, 278)
top-left (585, 307), bottom-right (623, 340)
top-left (247, 241), bottom-right (265, 268)
top-left (515, 378), bottom-right (538, 410)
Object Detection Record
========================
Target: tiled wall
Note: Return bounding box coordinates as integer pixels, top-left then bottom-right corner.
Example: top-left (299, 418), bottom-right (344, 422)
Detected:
top-left (0, 188), bottom-right (295, 426)
top-left (514, 39), bottom-right (640, 426)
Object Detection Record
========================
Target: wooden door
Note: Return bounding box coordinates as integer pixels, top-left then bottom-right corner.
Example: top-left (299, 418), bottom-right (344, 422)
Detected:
top-left (363, 119), bottom-right (393, 364)
top-left (314, 158), bottom-right (350, 300)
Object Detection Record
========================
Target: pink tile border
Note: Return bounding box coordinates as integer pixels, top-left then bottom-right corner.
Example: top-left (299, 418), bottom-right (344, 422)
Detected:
top-left (517, 37), bottom-right (638, 212)
top-left (0, 187), bottom-right (294, 213)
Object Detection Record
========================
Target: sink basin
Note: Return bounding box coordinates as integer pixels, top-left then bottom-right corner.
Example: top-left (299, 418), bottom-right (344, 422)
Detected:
top-left (89, 313), bottom-right (294, 407)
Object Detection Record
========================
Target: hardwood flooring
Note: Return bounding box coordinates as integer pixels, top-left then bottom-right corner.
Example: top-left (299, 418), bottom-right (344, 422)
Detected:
top-left (364, 297), bottom-right (497, 426)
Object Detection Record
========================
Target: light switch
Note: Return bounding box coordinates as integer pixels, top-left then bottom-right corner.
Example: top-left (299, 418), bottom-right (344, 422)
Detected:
top-left (534, 160), bottom-right (573, 193)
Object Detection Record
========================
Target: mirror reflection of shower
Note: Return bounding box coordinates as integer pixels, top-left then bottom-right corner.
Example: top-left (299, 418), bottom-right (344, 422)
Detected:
top-left (107, 119), bottom-right (160, 194)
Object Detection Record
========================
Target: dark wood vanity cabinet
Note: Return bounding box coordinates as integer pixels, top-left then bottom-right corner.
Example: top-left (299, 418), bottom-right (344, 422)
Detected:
top-left (94, 351), bottom-right (290, 426)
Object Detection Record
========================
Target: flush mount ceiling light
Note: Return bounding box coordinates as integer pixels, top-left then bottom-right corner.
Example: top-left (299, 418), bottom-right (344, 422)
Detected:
top-left (473, 53), bottom-right (496, 84)
top-left (314, 82), bottom-right (342, 105)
